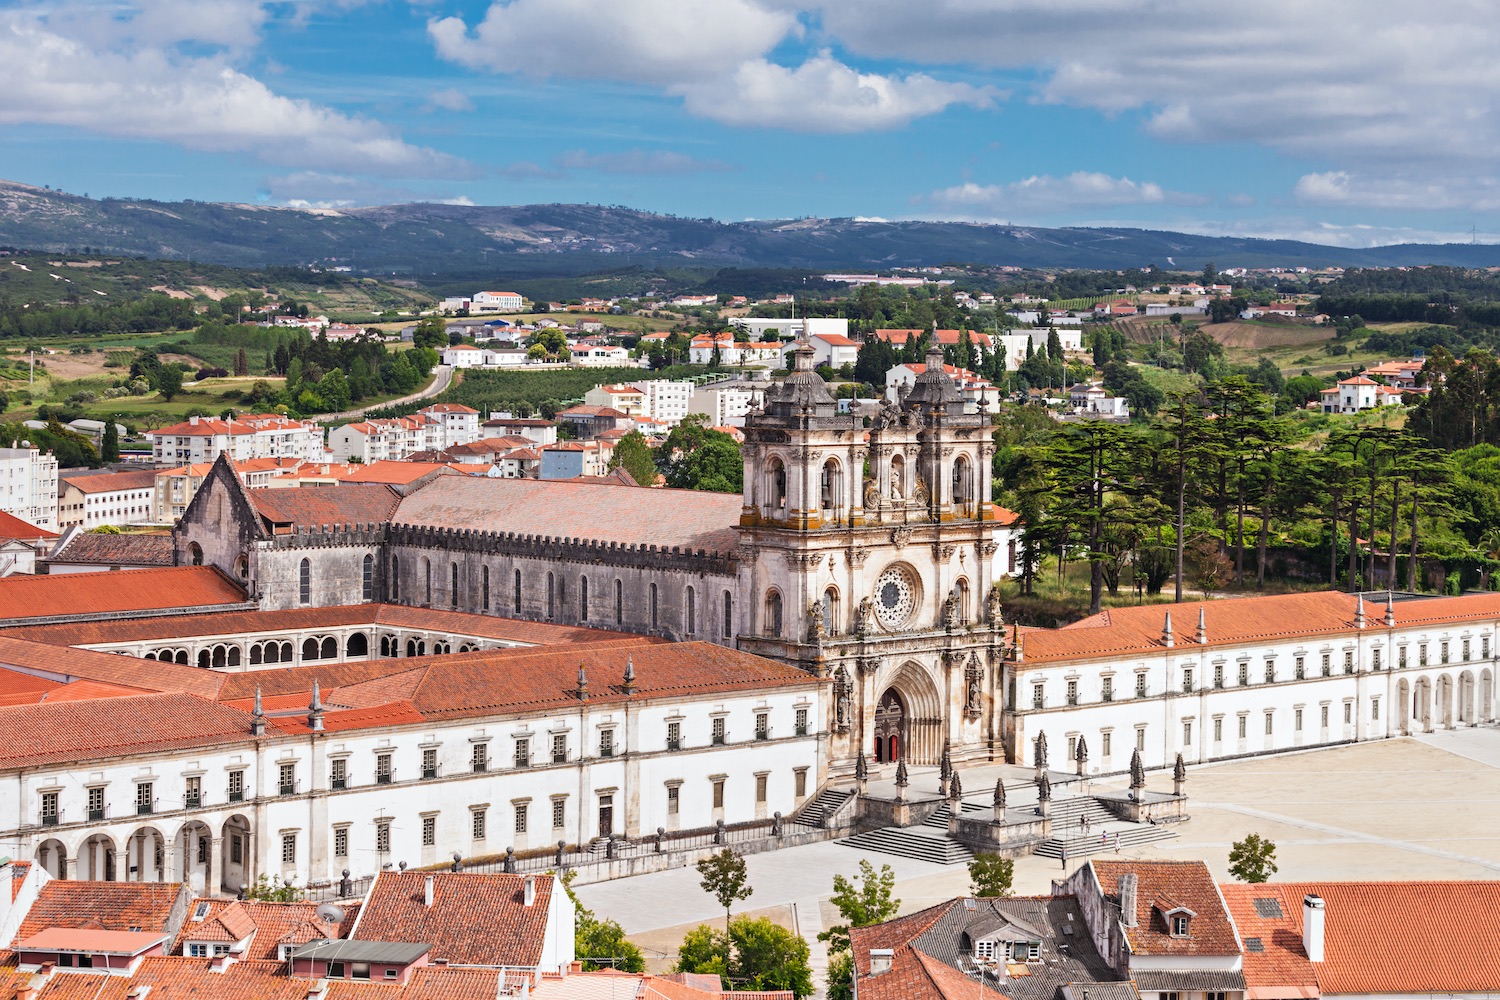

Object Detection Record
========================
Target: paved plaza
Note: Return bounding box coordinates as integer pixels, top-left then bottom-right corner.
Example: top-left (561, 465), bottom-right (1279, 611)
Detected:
top-left (576, 728), bottom-right (1500, 980)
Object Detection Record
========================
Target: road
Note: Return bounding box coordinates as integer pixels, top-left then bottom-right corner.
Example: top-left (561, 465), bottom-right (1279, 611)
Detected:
top-left (319, 364), bottom-right (454, 423)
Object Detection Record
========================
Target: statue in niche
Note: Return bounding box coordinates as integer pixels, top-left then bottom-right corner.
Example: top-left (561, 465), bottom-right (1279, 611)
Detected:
top-left (889, 467), bottom-right (904, 502)
top-left (855, 596), bottom-right (874, 635)
top-left (834, 667), bottom-right (852, 730)
top-left (808, 598), bottom-right (826, 642)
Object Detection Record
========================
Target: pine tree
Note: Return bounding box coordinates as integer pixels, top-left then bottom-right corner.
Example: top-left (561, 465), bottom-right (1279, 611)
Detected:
top-left (101, 420), bottom-right (120, 463)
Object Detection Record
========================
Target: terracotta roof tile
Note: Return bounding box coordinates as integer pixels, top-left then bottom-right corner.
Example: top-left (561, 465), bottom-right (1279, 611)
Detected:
top-left (0, 566), bottom-right (248, 623)
top-left (46, 532), bottom-right (173, 566)
top-left (0, 634), bottom-right (223, 698)
top-left (0, 510), bottom-right (56, 540)
top-left (0, 693), bottom-right (248, 768)
top-left (394, 475), bottom-right (742, 553)
top-left (178, 900), bottom-right (347, 959)
top-left (351, 871), bottom-right (554, 966)
top-left (60, 469), bottom-right (159, 494)
top-left (1090, 861), bottom-right (1239, 957)
top-left (1226, 881), bottom-right (1500, 996)
top-left (1218, 884), bottom-right (1317, 997)
top-left (252, 483), bottom-right (402, 530)
top-left (18, 882), bottom-right (186, 939)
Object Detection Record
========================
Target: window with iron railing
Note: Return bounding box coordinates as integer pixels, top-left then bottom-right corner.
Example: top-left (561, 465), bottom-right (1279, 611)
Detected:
top-left (667, 721), bottom-right (682, 751)
top-left (376, 754), bottom-right (393, 785)
top-left (795, 708), bottom-right (808, 736)
top-left (40, 791), bottom-right (58, 827)
top-left (471, 744), bottom-right (488, 773)
top-left (136, 783), bottom-right (154, 816)
top-left (330, 759), bottom-right (347, 791)
top-left (422, 748), bottom-right (439, 779)
top-left (184, 777), bottom-right (201, 810)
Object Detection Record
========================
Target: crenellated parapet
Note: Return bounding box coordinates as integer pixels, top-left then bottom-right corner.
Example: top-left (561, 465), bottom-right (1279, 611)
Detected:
top-left (266, 522), bottom-right (390, 551)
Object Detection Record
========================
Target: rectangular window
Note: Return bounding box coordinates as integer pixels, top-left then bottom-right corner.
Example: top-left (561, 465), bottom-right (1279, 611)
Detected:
top-left (1067, 679), bottom-right (1080, 704)
top-left (334, 827), bottom-right (348, 858)
top-left (1212, 718), bottom-right (1222, 742)
top-left (279, 762), bottom-right (296, 796)
top-left (795, 708), bottom-right (808, 736)
top-left (1295, 707), bottom-right (1304, 731)
top-left (755, 713), bottom-right (769, 740)
top-left (185, 776), bottom-right (201, 809)
top-left (136, 782), bottom-right (153, 816)
top-left (668, 785), bottom-right (680, 815)
top-left (376, 822), bottom-right (390, 854)
top-left (514, 803), bottom-right (528, 834)
top-left (1101, 731), bottom-right (1113, 756)
top-left (1214, 664), bottom-right (1225, 688)
top-left (422, 816), bottom-right (436, 846)
top-left (189, 944), bottom-right (207, 958)
top-left (1399, 645), bottom-right (1408, 669)
top-left (231, 836), bottom-right (243, 864)
top-left (1181, 670), bottom-right (1193, 694)
top-left (228, 770), bottom-right (244, 803)
top-left (1463, 639), bottom-right (1471, 661)
top-left (514, 738), bottom-right (530, 768)
top-left (1182, 720), bottom-right (1192, 745)
top-left (1441, 641), bottom-right (1450, 664)
top-left (1420, 643), bottom-right (1428, 666)
top-left (40, 791), bottom-right (58, 825)
top-left (472, 809), bottom-right (487, 840)
top-left (795, 769), bottom-right (807, 797)
top-left (1135, 674), bottom-right (1147, 698)
top-left (1372, 699), bottom-right (1380, 721)
top-left (1264, 661), bottom-right (1275, 684)
top-left (712, 718), bottom-right (726, 745)
top-left (1321, 705), bottom-right (1330, 727)
top-left (1343, 651), bottom-right (1354, 674)
top-left (553, 799), bottom-right (566, 829)
top-left (552, 734), bottom-right (567, 763)
top-left (1295, 656), bottom-right (1305, 680)
top-left (422, 748), bottom-right (438, 779)
top-left (756, 774), bottom-right (768, 803)
top-left (1102, 676), bottom-right (1114, 701)
top-left (599, 730), bottom-right (615, 758)
top-left (376, 753), bottom-right (392, 785)
top-left (667, 721), bottom-right (682, 751)
top-left (281, 833), bottom-right (296, 864)
top-left (1485, 637), bottom-right (1491, 659)
top-left (713, 779), bottom-right (725, 809)
top-left (329, 962), bottom-right (345, 979)
top-left (1238, 663), bottom-right (1249, 686)
top-left (1032, 683), bottom-right (1045, 709)
top-left (1238, 716), bottom-right (1248, 739)
top-left (1135, 727), bottom-right (1146, 751)
top-left (331, 758), bottom-right (347, 790)
top-left (471, 743), bottom-right (488, 773)
top-left (1321, 653), bottom-right (1331, 676)
top-left (1265, 711), bottom-right (1274, 736)
top-left (1344, 702), bottom-right (1353, 724)
top-left (1372, 647), bottom-right (1382, 671)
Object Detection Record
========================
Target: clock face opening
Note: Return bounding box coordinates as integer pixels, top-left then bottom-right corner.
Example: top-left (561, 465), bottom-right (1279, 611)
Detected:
top-left (873, 566), bottom-right (917, 630)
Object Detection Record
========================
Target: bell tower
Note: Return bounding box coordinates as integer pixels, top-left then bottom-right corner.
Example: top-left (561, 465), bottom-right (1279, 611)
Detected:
top-left (737, 340), bottom-right (1012, 773)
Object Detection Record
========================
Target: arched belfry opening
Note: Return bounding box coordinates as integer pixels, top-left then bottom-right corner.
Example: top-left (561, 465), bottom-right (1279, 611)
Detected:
top-left (873, 689), bottom-right (906, 763)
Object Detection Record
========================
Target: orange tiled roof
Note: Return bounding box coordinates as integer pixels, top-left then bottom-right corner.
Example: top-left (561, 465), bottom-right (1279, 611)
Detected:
top-left (1090, 860), bottom-right (1240, 957)
top-left (1224, 881), bottom-right (1500, 996)
top-left (0, 566), bottom-right (248, 623)
top-left (251, 483), bottom-right (402, 530)
top-left (18, 881), bottom-right (186, 939)
top-left (1218, 884), bottom-right (1317, 997)
top-left (351, 871), bottom-right (553, 967)
top-left (177, 900), bottom-right (347, 959)
top-left (60, 469), bottom-right (159, 495)
top-left (0, 693), bottom-right (249, 769)
top-left (0, 633), bottom-right (223, 697)
top-left (46, 532), bottom-right (172, 566)
top-left (0, 510), bottom-right (56, 540)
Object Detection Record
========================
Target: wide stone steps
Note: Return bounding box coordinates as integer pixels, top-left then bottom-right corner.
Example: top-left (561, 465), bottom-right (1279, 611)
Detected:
top-left (840, 825), bottom-right (975, 865)
top-left (1032, 823), bottom-right (1177, 859)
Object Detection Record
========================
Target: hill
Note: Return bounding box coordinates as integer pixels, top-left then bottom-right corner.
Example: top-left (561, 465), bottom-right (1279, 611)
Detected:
top-left (6, 179), bottom-right (1500, 276)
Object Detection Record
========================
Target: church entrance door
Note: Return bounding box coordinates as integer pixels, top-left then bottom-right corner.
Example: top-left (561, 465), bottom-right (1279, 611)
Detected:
top-left (873, 689), bottom-right (907, 763)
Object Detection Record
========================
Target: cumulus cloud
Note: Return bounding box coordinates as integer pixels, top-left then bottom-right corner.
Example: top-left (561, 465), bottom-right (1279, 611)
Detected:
top-left (923, 172), bottom-right (1196, 218)
top-left (429, 0), bottom-right (987, 131)
top-left (423, 87), bottom-right (474, 113)
top-left (0, 2), bottom-right (472, 178)
top-left (1294, 171), bottom-right (1500, 212)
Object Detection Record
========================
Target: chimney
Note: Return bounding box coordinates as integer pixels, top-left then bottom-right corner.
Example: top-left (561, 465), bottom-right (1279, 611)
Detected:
top-left (189, 415), bottom-right (200, 426)
top-left (869, 949), bottom-right (894, 976)
top-left (306, 980), bottom-right (330, 1000)
top-left (251, 686), bottom-right (266, 737)
top-left (1119, 873), bottom-right (1138, 927)
top-left (1385, 591), bottom-right (1396, 627)
top-left (424, 874), bottom-right (435, 908)
top-left (622, 656), bottom-right (636, 695)
top-left (1162, 611), bottom-right (1175, 648)
top-left (576, 665), bottom-right (589, 701)
top-left (1302, 894), bottom-right (1325, 962)
top-left (308, 680), bottom-right (324, 732)
top-left (1354, 593), bottom-right (1366, 629)
top-left (1196, 607), bottom-right (1208, 645)
top-left (524, 874), bottom-right (537, 907)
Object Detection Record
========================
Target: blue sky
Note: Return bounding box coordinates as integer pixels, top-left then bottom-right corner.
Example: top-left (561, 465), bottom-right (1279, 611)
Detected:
top-left (1, 0), bottom-right (1496, 247)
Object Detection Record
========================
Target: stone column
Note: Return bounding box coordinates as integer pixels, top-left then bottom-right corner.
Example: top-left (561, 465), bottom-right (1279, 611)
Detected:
top-left (207, 837), bottom-right (222, 895)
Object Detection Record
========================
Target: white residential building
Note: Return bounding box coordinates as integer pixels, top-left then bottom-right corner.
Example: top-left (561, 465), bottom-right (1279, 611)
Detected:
top-left (636, 379), bottom-right (694, 426)
top-left (572, 345), bottom-right (634, 367)
top-left (729, 317), bottom-right (849, 340)
top-left (993, 331), bottom-right (1084, 370)
top-left (328, 404), bottom-right (480, 464)
top-left (688, 335), bottom-right (784, 366)
top-left (0, 443), bottom-right (59, 532)
top-left (57, 469), bottom-right (160, 530)
top-left (1319, 376), bottom-right (1404, 414)
top-left (441, 344), bottom-right (486, 367)
top-left (471, 291), bottom-right (525, 313)
top-left (687, 384), bottom-right (764, 427)
top-left (778, 333), bottom-right (859, 370)
top-left (146, 414), bottom-right (324, 467)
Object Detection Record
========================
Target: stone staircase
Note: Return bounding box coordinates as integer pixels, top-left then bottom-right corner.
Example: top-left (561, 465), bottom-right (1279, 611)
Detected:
top-left (1032, 794), bottom-right (1177, 859)
top-left (796, 787), bottom-right (855, 827)
top-left (840, 824), bottom-right (975, 865)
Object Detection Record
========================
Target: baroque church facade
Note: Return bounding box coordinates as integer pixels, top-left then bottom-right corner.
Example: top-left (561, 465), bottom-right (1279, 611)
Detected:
top-left (174, 343), bottom-right (1019, 773)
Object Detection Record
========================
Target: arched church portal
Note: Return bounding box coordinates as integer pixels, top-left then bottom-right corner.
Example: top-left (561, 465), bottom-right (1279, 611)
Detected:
top-left (873, 689), bottom-right (906, 764)
top-left (872, 663), bottom-right (944, 764)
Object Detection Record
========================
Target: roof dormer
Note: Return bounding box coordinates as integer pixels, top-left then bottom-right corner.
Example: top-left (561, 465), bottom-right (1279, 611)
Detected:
top-left (1155, 900), bottom-right (1197, 938)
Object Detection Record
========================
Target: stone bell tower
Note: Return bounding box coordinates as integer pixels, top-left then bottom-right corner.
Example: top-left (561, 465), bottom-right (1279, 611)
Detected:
top-left (736, 340), bottom-right (1011, 774)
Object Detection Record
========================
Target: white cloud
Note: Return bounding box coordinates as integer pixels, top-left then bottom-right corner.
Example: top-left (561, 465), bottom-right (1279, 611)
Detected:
top-left (0, 3), bottom-right (472, 178)
top-left (676, 51), bottom-right (996, 131)
top-left (1294, 171), bottom-right (1500, 212)
top-left (423, 87), bottom-right (474, 113)
top-left (429, 0), bottom-right (792, 86)
top-left (429, 0), bottom-right (987, 131)
top-left (923, 172), bottom-right (1194, 218)
top-left (261, 172), bottom-right (469, 205)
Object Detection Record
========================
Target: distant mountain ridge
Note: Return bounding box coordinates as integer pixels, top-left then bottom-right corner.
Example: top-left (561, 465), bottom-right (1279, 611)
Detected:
top-left (4, 178), bottom-right (1500, 275)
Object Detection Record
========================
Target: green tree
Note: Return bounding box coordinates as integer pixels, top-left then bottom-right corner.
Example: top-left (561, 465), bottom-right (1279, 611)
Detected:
top-left (156, 364), bottom-right (184, 402)
top-left (1228, 833), bottom-right (1278, 883)
top-left (674, 924), bottom-right (729, 980)
top-left (730, 916), bottom-right (814, 996)
top-left (697, 848), bottom-right (752, 969)
top-left (609, 430), bottom-right (658, 487)
top-left (101, 420), bottom-right (120, 462)
top-left (413, 316), bottom-right (447, 351)
top-left (659, 415), bottom-right (743, 492)
top-left (819, 860), bottom-right (899, 954)
top-left (318, 369), bottom-right (351, 413)
top-left (245, 873), bottom-right (302, 902)
top-left (968, 854), bottom-right (1015, 897)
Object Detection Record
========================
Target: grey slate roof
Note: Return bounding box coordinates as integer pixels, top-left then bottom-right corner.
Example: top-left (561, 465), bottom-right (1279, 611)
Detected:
top-left (1132, 970), bottom-right (1246, 992)
top-left (291, 938), bottom-right (431, 963)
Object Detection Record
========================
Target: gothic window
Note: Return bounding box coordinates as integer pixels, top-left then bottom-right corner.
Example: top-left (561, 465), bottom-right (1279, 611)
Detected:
top-left (361, 554), bottom-right (373, 601)
top-left (615, 580), bottom-right (624, 624)
top-left (650, 583), bottom-right (659, 628)
top-left (298, 559), bottom-right (311, 605)
top-left (764, 590), bottom-right (783, 638)
top-left (189, 542), bottom-right (203, 566)
top-left (481, 566), bottom-right (490, 611)
top-left (823, 587), bottom-right (839, 636)
top-left (421, 557), bottom-right (431, 606)
top-left (723, 591), bottom-right (733, 640)
top-left (391, 555), bottom-right (400, 601)
top-left (547, 572), bottom-right (556, 620)
top-left (767, 457), bottom-right (788, 514)
top-left (514, 569), bottom-right (522, 614)
top-left (450, 562), bottom-right (459, 609)
top-left (952, 456), bottom-right (973, 510)
top-left (954, 578), bottom-right (970, 624)
top-left (686, 586), bottom-right (696, 635)
top-left (580, 576), bottom-right (589, 621)
top-left (820, 458), bottom-right (841, 513)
